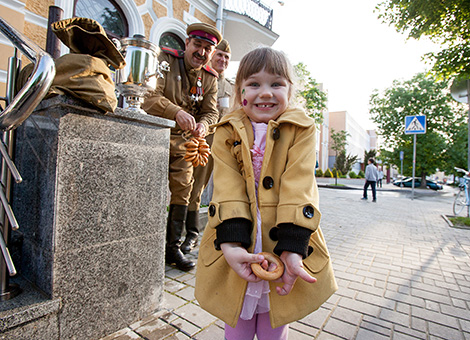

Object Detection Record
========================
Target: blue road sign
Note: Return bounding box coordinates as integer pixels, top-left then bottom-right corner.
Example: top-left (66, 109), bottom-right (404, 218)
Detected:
top-left (404, 115), bottom-right (426, 134)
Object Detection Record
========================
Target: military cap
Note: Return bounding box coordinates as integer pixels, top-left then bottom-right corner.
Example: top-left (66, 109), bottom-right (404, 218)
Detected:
top-left (216, 39), bottom-right (231, 53)
top-left (186, 22), bottom-right (222, 46)
top-left (52, 17), bottom-right (125, 69)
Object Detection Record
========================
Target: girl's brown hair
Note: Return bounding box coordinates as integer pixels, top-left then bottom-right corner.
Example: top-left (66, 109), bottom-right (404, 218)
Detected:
top-left (234, 47), bottom-right (296, 108)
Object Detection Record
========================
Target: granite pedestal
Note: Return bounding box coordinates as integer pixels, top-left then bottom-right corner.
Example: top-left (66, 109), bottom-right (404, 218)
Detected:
top-left (2, 96), bottom-right (174, 339)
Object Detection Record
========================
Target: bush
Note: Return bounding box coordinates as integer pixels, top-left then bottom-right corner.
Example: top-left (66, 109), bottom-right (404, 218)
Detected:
top-left (340, 175), bottom-right (347, 178)
top-left (316, 168), bottom-right (323, 177)
top-left (358, 170), bottom-right (365, 178)
top-left (332, 168), bottom-right (342, 178)
top-left (349, 171), bottom-right (357, 178)
top-left (324, 168), bottom-right (333, 177)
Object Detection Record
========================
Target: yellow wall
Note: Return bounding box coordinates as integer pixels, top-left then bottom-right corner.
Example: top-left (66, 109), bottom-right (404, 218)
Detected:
top-left (153, 1), bottom-right (167, 17)
top-left (25, 0), bottom-right (54, 18)
top-left (173, 0), bottom-right (190, 22)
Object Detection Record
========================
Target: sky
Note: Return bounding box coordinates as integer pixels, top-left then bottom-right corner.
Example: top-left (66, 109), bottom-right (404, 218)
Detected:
top-left (229, 0), bottom-right (441, 130)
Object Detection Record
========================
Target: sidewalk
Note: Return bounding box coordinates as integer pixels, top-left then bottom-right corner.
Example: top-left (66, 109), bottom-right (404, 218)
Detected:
top-left (101, 186), bottom-right (470, 340)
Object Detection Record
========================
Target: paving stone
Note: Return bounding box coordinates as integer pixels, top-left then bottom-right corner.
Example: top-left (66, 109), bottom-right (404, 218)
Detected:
top-left (174, 285), bottom-right (196, 302)
top-left (428, 321), bottom-right (462, 340)
top-left (323, 317), bottom-right (359, 338)
top-left (355, 328), bottom-right (389, 340)
top-left (393, 324), bottom-right (427, 339)
top-left (133, 318), bottom-right (178, 340)
top-left (193, 323), bottom-right (225, 340)
top-left (174, 302), bottom-right (218, 329)
top-left (162, 291), bottom-right (188, 311)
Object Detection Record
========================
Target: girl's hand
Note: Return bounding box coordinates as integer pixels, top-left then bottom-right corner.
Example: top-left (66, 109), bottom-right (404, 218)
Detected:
top-left (276, 251), bottom-right (317, 296)
top-left (220, 243), bottom-right (264, 282)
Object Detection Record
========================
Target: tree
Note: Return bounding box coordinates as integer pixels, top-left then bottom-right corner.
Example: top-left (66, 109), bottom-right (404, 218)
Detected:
top-left (364, 149), bottom-right (377, 167)
top-left (294, 63), bottom-right (328, 124)
top-left (376, 0), bottom-right (470, 79)
top-left (335, 150), bottom-right (358, 175)
top-left (330, 128), bottom-right (353, 184)
top-left (330, 128), bottom-right (349, 157)
top-left (370, 73), bottom-right (467, 183)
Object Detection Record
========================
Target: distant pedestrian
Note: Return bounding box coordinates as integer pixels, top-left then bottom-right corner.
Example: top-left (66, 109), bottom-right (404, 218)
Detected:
top-left (362, 158), bottom-right (379, 202)
top-left (377, 169), bottom-right (384, 188)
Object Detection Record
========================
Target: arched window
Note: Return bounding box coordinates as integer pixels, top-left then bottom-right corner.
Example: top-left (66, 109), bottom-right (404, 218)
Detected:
top-left (74, 0), bottom-right (129, 39)
top-left (159, 32), bottom-right (185, 51)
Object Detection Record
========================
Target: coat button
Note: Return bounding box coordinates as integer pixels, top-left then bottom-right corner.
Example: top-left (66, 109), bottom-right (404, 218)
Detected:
top-left (303, 205), bottom-right (314, 218)
top-left (269, 227), bottom-right (279, 241)
top-left (209, 204), bottom-right (216, 217)
top-left (263, 176), bottom-right (274, 189)
top-left (272, 128), bottom-right (280, 140)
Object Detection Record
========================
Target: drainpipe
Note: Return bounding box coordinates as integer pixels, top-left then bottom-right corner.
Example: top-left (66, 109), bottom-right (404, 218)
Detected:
top-left (216, 0), bottom-right (225, 34)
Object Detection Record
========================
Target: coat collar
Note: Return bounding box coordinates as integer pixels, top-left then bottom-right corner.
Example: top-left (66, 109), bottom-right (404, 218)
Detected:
top-left (217, 106), bottom-right (315, 129)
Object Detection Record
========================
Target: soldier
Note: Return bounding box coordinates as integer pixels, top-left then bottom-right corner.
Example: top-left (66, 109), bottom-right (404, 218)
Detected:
top-left (182, 39), bottom-right (233, 255)
top-left (142, 23), bottom-right (222, 271)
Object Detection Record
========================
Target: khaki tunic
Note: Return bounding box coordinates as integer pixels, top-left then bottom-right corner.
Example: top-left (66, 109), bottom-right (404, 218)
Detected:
top-left (142, 50), bottom-right (219, 205)
top-left (188, 73), bottom-right (234, 210)
top-left (195, 107), bottom-right (337, 328)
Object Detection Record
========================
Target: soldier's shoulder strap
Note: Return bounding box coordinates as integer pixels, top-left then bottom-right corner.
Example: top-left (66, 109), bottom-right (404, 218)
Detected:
top-left (203, 64), bottom-right (219, 78)
top-left (161, 47), bottom-right (184, 58)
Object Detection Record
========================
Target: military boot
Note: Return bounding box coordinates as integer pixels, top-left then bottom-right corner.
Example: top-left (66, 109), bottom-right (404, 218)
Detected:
top-left (165, 205), bottom-right (195, 271)
top-left (181, 210), bottom-right (199, 254)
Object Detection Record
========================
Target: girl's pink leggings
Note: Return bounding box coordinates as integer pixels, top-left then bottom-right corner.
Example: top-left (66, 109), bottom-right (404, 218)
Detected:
top-left (224, 312), bottom-right (289, 340)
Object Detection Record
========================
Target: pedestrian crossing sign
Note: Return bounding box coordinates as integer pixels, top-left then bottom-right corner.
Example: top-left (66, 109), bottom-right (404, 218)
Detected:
top-left (404, 115), bottom-right (426, 134)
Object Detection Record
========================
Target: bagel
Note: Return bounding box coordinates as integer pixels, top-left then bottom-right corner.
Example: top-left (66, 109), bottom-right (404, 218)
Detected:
top-left (251, 252), bottom-right (284, 281)
top-left (184, 136), bottom-right (211, 167)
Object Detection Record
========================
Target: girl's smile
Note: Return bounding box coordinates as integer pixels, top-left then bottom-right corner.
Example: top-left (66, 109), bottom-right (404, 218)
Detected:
top-left (241, 70), bottom-right (290, 123)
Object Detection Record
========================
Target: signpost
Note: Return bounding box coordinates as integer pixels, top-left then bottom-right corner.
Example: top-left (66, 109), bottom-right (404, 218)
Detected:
top-left (405, 115), bottom-right (426, 200)
top-left (400, 151), bottom-right (404, 178)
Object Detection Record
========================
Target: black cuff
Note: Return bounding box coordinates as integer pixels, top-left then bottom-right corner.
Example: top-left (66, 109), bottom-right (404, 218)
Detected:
top-left (215, 218), bottom-right (252, 250)
top-left (273, 223), bottom-right (313, 258)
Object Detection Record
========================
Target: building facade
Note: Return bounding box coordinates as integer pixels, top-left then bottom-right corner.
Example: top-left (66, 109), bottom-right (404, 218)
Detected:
top-left (328, 110), bottom-right (376, 173)
top-left (0, 0), bottom-right (279, 97)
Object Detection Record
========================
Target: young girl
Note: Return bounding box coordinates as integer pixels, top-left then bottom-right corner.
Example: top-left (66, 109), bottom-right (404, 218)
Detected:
top-left (195, 47), bottom-right (337, 340)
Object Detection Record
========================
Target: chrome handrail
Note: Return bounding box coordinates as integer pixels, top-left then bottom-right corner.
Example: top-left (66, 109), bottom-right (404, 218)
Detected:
top-left (0, 16), bottom-right (56, 131)
top-left (0, 15), bottom-right (55, 300)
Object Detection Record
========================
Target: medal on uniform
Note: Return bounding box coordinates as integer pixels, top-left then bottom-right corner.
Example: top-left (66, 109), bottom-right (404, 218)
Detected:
top-left (190, 77), bottom-right (204, 103)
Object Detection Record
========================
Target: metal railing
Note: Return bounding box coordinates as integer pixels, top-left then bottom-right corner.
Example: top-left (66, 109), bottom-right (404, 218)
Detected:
top-left (0, 16), bottom-right (56, 300)
top-left (223, 0), bottom-right (274, 30)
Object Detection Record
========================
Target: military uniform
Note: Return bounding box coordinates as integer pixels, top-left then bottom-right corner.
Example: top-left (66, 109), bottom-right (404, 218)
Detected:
top-left (142, 47), bottom-right (219, 205)
top-left (188, 73), bottom-right (233, 210)
top-left (142, 22), bottom-right (222, 272)
top-left (181, 39), bottom-right (233, 255)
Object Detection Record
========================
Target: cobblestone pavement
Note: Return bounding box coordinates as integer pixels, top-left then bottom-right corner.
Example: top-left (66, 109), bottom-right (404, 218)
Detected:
top-left (101, 184), bottom-right (470, 340)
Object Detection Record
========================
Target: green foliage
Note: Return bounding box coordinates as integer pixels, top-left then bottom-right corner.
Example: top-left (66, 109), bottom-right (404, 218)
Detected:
top-left (336, 150), bottom-right (359, 174)
top-left (369, 73), bottom-right (467, 176)
top-left (349, 171), bottom-right (357, 178)
top-left (315, 168), bottom-right (324, 177)
top-left (449, 216), bottom-right (470, 227)
top-left (294, 63), bottom-right (328, 124)
top-left (330, 128), bottom-right (350, 155)
top-left (331, 168), bottom-right (342, 178)
top-left (324, 168), bottom-right (333, 178)
top-left (364, 149), bottom-right (377, 163)
top-left (376, 0), bottom-right (470, 80)
top-left (358, 170), bottom-right (365, 178)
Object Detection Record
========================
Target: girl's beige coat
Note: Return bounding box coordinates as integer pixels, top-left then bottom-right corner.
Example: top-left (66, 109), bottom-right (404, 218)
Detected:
top-left (195, 107), bottom-right (337, 328)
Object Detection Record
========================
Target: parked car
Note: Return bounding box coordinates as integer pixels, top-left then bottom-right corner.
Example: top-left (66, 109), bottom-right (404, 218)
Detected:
top-left (392, 177), bottom-right (443, 190)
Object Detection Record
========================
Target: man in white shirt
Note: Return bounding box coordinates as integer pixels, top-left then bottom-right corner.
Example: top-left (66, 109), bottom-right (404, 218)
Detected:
top-left (362, 158), bottom-right (379, 202)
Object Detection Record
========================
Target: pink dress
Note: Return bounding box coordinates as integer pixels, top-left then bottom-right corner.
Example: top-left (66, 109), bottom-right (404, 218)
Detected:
top-left (239, 121), bottom-right (270, 320)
